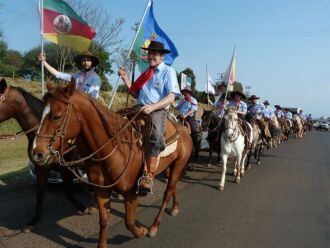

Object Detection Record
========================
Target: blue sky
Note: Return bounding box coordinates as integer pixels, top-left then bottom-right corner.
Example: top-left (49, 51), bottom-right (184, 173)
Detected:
top-left (1, 0), bottom-right (330, 117)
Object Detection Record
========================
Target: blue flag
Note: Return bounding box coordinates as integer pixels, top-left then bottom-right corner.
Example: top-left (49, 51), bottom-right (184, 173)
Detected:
top-left (130, 0), bottom-right (179, 72)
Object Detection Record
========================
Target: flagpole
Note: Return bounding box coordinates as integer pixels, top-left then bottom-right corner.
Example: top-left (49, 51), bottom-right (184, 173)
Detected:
top-left (206, 64), bottom-right (209, 106)
top-left (108, 0), bottom-right (152, 109)
top-left (40, 0), bottom-right (45, 96)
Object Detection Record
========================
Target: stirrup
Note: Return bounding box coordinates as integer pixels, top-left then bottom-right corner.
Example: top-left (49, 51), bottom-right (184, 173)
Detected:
top-left (136, 174), bottom-right (154, 195)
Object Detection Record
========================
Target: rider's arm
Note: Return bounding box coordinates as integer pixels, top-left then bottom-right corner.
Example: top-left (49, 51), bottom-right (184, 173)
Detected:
top-left (39, 53), bottom-right (72, 81)
top-left (118, 67), bottom-right (132, 89)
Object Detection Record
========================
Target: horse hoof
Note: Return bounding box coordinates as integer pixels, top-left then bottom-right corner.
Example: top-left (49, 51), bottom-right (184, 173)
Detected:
top-left (257, 161), bottom-right (261, 165)
top-left (170, 209), bottom-right (179, 217)
top-left (22, 225), bottom-right (33, 233)
top-left (148, 226), bottom-right (158, 238)
top-left (88, 207), bottom-right (98, 214)
top-left (236, 179), bottom-right (241, 184)
top-left (79, 208), bottom-right (90, 215)
top-left (207, 163), bottom-right (211, 168)
top-left (219, 185), bottom-right (224, 191)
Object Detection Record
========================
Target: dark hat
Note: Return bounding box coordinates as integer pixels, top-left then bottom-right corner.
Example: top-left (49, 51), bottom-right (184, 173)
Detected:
top-left (249, 95), bottom-right (260, 100)
top-left (141, 41), bottom-right (171, 54)
top-left (182, 86), bottom-right (192, 93)
top-left (274, 105), bottom-right (281, 109)
top-left (74, 51), bottom-right (99, 67)
top-left (263, 100), bottom-right (270, 105)
top-left (230, 90), bottom-right (246, 100)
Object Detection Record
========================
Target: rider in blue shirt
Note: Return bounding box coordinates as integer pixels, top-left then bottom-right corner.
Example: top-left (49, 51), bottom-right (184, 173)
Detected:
top-left (247, 95), bottom-right (271, 139)
top-left (274, 105), bottom-right (285, 119)
top-left (263, 100), bottom-right (275, 119)
top-left (176, 86), bottom-right (198, 136)
top-left (118, 41), bottom-right (180, 195)
top-left (39, 51), bottom-right (102, 99)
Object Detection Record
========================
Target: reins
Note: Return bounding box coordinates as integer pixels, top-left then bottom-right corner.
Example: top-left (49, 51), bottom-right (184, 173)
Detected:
top-left (36, 95), bottom-right (145, 188)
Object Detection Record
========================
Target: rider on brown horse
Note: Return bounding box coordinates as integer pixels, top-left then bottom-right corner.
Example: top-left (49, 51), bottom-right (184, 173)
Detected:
top-left (175, 86), bottom-right (198, 137)
top-left (246, 95), bottom-right (271, 142)
top-left (118, 41), bottom-right (180, 195)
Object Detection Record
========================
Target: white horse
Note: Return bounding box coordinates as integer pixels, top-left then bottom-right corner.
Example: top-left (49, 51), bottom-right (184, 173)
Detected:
top-left (219, 111), bottom-right (248, 191)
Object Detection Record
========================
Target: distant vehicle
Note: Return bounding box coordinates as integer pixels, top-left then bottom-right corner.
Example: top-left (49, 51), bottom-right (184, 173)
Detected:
top-left (28, 160), bottom-right (83, 184)
top-left (317, 122), bottom-right (329, 131)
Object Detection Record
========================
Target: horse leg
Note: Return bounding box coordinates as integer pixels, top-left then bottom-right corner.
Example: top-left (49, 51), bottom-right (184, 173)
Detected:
top-left (60, 168), bottom-right (89, 215)
top-left (22, 167), bottom-right (48, 232)
top-left (124, 189), bottom-right (148, 238)
top-left (245, 149), bottom-right (252, 171)
top-left (95, 190), bottom-right (111, 248)
top-left (219, 154), bottom-right (227, 190)
top-left (235, 153), bottom-right (243, 184)
top-left (149, 163), bottom-right (183, 237)
top-left (240, 150), bottom-right (248, 177)
top-left (207, 149), bottom-right (213, 167)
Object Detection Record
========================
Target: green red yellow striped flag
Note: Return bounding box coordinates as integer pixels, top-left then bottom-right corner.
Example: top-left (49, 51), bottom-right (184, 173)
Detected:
top-left (41, 0), bottom-right (96, 52)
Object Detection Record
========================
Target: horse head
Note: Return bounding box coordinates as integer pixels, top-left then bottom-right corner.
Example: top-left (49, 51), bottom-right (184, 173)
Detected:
top-left (223, 111), bottom-right (239, 131)
top-left (0, 78), bottom-right (13, 121)
top-left (32, 79), bottom-right (81, 166)
top-left (201, 109), bottom-right (221, 131)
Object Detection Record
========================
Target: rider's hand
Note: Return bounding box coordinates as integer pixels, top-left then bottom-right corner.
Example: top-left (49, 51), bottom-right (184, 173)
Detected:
top-left (141, 105), bottom-right (156, 115)
top-left (118, 66), bottom-right (128, 80)
top-left (38, 52), bottom-right (46, 62)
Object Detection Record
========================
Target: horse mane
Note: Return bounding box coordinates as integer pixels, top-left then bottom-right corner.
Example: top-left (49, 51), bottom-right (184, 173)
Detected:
top-left (14, 87), bottom-right (45, 118)
top-left (46, 86), bottom-right (131, 140)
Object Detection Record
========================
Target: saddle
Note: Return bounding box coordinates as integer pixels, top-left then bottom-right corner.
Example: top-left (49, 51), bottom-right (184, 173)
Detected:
top-left (117, 107), bottom-right (179, 153)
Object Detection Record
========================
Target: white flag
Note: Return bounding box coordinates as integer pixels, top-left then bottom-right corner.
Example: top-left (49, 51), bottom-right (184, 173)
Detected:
top-left (181, 73), bottom-right (187, 90)
top-left (222, 46), bottom-right (236, 92)
top-left (205, 72), bottom-right (215, 94)
top-left (181, 72), bottom-right (192, 90)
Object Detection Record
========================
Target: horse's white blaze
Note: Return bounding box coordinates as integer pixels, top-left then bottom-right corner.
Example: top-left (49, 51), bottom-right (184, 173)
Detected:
top-left (33, 103), bottom-right (50, 149)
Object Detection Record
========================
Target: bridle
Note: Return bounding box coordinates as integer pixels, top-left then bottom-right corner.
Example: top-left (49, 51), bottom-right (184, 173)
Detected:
top-left (223, 113), bottom-right (240, 143)
top-left (35, 95), bottom-right (143, 189)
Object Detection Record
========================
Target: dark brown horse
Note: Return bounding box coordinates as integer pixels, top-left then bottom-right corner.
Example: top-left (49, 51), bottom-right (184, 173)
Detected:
top-left (31, 80), bottom-right (193, 248)
top-left (0, 78), bottom-right (92, 232)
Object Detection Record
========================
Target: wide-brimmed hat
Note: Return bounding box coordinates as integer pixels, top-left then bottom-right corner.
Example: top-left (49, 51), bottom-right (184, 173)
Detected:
top-left (141, 41), bottom-right (171, 54)
top-left (182, 86), bottom-right (192, 93)
top-left (74, 51), bottom-right (99, 67)
top-left (263, 100), bottom-right (270, 105)
top-left (274, 105), bottom-right (281, 109)
top-left (248, 95), bottom-right (260, 100)
top-left (217, 82), bottom-right (227, 88)
top-left (230, 90), bottom-right (246, 100)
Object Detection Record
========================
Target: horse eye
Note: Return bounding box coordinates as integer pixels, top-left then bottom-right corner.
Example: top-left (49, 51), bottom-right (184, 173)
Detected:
top-left (52, 115), bottom-right (61, 121)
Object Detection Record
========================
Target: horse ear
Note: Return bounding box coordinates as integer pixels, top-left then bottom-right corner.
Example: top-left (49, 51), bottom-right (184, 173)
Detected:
top-left (46, 78), bottom-right (55, 91)
top-left (64, 78), bottom-right (76, 96)
top-left (0, 78), bottom-right (7, 94)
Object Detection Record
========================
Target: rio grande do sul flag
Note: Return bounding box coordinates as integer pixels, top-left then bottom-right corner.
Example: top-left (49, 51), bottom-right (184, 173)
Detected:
top-left (41, 0), bottom-right (96, 52)
top-left (129, 0), bottom-right (178, 72)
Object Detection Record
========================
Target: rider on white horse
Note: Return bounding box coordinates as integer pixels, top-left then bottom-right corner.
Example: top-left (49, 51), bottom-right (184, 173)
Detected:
top-left (227, 91), bottom-right (252, 146)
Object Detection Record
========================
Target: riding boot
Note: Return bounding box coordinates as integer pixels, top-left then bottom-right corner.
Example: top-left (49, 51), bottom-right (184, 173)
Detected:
top-left (138, 156), bottom-right (159, 196)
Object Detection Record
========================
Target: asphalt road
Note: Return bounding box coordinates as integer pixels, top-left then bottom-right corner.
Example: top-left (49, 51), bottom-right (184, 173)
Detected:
top-left (1, 131), bottom-right (330, 248)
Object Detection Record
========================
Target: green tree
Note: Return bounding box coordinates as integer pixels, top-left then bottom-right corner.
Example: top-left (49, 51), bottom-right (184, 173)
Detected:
top-left (233, 81), bottom-right (243, 93)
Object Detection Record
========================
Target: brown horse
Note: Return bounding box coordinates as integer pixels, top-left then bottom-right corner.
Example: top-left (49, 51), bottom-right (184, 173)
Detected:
top-left (31, 80), bottom-right (193, 248)
top-left (0, 78), bottom-right (92, 232)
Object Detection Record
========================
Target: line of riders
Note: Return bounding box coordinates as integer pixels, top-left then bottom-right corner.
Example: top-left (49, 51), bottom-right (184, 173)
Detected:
top-left (177, 82), bottom-right (313, 154)
top-left (0, 41), bottom-right (315, 246)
